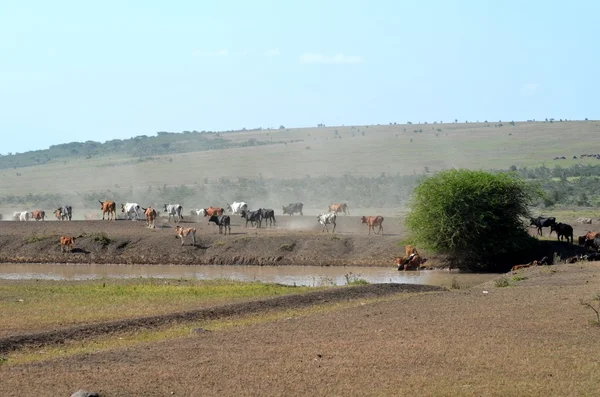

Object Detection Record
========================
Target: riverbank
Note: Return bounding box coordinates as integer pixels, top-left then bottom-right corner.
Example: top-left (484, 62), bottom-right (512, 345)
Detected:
top-left (2, 261), bottom-right (600, 396)
top-left (0, 216), bottom-right (418, 267)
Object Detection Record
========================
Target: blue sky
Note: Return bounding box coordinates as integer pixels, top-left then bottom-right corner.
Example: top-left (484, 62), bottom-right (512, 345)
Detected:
top-left (1, 0), bottom-right (598, 154)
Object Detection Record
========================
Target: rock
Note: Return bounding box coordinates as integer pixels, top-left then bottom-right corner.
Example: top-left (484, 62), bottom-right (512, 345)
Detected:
top-left (71, 390), bottom-right (100, 397)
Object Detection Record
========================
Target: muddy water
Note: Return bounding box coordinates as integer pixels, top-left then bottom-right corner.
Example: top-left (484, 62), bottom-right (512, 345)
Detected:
top-left (0, 263), bottom-right (497, 288)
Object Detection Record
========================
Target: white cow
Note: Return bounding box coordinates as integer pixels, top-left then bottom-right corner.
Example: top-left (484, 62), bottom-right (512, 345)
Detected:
top-left (227, 201), bottom-right (248, 215)
top-left (317, 213), bottom-right (337, 233)
top-left (14, 211), bottom-right (30, 221)
top-left (194, 209), bottom-right (206, 216)
top-left (163, 204), bottom-right (184, 222)
top-left (121, 202), bottom-right (142, 220)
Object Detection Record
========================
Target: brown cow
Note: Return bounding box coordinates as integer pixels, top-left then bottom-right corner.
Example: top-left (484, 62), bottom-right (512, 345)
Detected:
top-left (203, 207), bottom-right (225, 217)
top-left (142, 207), bottom-right (157, 228)
top-left (54, 209), bottom-right (62, 220)
top-left (98, 200), bottom-right (116, 220)
top-left (328, 203), bottom-right (349, 215)
top-left (393, 245), bottom-right (426, 270)
top-left (60, 236), bottom-right (75, 252)
top-left (175, 225), bottom-right (196, 246)
top-left (579, 231), bottom-right (600, 247)
top-left (360, 216), bottom-right (384, 235)
top-left (31, 210), bottom-right (45, 221)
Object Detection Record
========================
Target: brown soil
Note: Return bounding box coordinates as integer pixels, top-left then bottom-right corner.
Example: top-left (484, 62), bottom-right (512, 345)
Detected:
top-left (0, 215), bottom-right (412, 267)
top-left (2, 263), bottom-right (600, 396)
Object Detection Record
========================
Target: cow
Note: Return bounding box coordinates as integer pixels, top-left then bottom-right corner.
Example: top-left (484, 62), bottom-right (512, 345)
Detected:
top-left (175, 225), bottom-right (196, 246)
top-left (163, 204), bottom-right (184, 223)
top-left (529, 216), bottom-right (556, 236)
top-left (194, 209), bottom-right (206, 216)
top-left (579, 231), bottom-right (600, 248)
top-left (59, 236), bottom-right (76, 252)
top-left (360, 216), bottom-right (384, 235)
top-left (31, 210), bottom-right (45, 221)
top-left (393, 245), bottom-right (426, 270)
top-left (258, 208), bottom-right (276, 227)
top-left (282, 203), bottom-right (303, 216)
top-left (577, 217), bottom-right (593, 224)
top-left (317, 213), bottom-right (337, 233)
top-left (328, 203), bottom-right (349, 215)
top-left (98, 200), bottom-right (117, 221)
top-left (208, 215), bottom-right (232, 235)
top-left (511, 260), bottom-right (541, 272)
top-left (203, 207), bottom-right (225, 217)
top-left (14, 211), bottom-right (30, 221)
top-left (142, 207), bottom-right (157, 228)
top-left (393, 254), bottom-right (427, 270)
top-left (121, 203), bottom-right (142, 220)
top-left (241, 209), bottom-right (262, 228)
top-left (550, 222), bottom-right (574, 243)
top-left (55, 205), bottom-right (72, 221)
top-left (227, 201), bottom-right (249, 215)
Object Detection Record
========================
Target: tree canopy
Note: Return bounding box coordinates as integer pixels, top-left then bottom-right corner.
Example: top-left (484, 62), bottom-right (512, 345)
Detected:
top-left (405, 169), bottom-right (542, 272)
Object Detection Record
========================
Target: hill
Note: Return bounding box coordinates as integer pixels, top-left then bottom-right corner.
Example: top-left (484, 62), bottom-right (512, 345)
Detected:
top-left (1, 120), bottom-right (600, 211)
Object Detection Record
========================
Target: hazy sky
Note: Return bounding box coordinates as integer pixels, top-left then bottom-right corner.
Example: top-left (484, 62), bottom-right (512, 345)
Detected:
top-left (1, 0), bottom-right (598, 154)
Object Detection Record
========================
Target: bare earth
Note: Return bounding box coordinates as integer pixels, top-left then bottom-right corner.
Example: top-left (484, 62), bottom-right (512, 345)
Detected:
top-left (0, 214), bottom-right (410, 267)
top-left (2, 262), bottom-right (600, 396)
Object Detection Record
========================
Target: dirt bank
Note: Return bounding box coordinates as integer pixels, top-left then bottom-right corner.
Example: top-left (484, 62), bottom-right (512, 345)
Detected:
top-left (0, 215), bottom-right (411, 267)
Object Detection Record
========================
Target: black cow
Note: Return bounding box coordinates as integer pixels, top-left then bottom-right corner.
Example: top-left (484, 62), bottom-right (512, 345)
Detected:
top-left (550, 222), bottom-right (573, 243)
top-left (282, 202), bottom-right (303, 216)
top-left (241, 210), bottom-right (262, 228)
top-left (208, 215), bottom-right (231, 235)
top-left (530, 216), bottom-right (556, 236)
top-left (258, 208), bottom-right (276, 227)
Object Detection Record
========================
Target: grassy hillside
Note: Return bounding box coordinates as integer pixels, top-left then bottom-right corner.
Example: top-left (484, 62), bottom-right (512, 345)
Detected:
top-left (1, 120), bottom-right (600, 212)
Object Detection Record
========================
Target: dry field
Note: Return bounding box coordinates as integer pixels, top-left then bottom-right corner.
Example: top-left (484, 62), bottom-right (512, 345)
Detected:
top-left (2, 262), bottom-right (600, 396)
top-left (1, 120), bottom-right (599, 196)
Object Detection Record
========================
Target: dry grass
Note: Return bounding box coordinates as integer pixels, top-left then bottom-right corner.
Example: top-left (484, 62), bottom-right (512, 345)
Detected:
top-left (0, 278), bottom-right (316, 337)
top-left (1, 121), bottom-right (600, 195)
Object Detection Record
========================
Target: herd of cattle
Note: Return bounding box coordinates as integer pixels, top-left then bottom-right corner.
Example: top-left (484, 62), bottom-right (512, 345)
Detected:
top-left (529, 216), bottom-right (600, 250)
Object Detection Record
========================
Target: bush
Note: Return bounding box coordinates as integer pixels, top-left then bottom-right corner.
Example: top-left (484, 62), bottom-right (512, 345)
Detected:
top-left (405, 169), bottom-right (541, 272)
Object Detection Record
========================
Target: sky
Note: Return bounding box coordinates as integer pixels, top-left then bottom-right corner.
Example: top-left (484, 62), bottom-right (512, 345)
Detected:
top-left (1, 0), bottom-right (598, 154)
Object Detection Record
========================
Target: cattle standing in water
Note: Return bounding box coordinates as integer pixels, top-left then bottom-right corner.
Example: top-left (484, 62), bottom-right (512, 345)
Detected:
top-left (121, 203), bottom-right (142, 221)
top-left (360, 216), bottom-right (384, 235)
top-left (282, 203), bottom-right (303, 216)
top-left (258, 208), bottom-right (276, 227)
top-left (328, 203), bottom-right (349, 215)
top-left (550, 222), bottom-right (574, 243)
top-left (99, 200), bottom-right (117, 221)
top-left (317, 213), bottom-right (337, 233)
top-left (163, 204), bottom-right (184, 223)
top-left (55, 206), bottom-right (72, 221)
top-left (393, 245), bottom-right (426, 270)
top-left (175, 225), bottom-right (196, 246)
top-left (31, 210), bottom-right (45, 221)
top-left (208, 215), bottom-right (231, 235)
top-left (227, 201), bottom-right (249, 215)
top-left (529, 216), bottom-right (556, 236)
top-left (60, 236), bottom-right (75, 252)
top-left (241, 210), bottom-right (262, 228)
top-left (142, 207), bottom-right (157, 228)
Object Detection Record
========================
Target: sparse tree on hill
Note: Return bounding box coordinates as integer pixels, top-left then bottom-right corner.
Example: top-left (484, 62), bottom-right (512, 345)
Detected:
top-left (405, 169), bottom-right (541, 272)
top-left (279, 125), bottom-right (285, 129)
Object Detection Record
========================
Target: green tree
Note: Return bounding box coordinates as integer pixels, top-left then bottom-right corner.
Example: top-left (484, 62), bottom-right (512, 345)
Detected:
top-left (405, 169), bottom-right (541, 272)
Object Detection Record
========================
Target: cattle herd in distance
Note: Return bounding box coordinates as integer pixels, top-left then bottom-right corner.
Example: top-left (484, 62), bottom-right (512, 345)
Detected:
top-left (2, 199), bottom-right (392, 252)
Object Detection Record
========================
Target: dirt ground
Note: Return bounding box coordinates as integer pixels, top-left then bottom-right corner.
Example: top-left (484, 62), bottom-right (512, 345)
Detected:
top-left (0, 213), bottom-right (598, 269)
top-left (0, 214), bottom-right (412, 267)
top-left (2, 262), bottom-right (600, 396)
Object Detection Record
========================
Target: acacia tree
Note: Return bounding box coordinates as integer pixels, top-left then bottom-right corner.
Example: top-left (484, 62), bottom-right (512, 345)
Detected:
top-left (405, 169), bottom-right (541, 272)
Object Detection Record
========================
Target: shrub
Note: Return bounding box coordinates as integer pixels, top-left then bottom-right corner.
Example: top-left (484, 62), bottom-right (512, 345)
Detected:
top-left (405, 169), bottom-right (541, 272)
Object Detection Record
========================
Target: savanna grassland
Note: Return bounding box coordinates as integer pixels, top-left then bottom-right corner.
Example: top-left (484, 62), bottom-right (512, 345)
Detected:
top-left (3, 120), bottom-right (600, 396)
